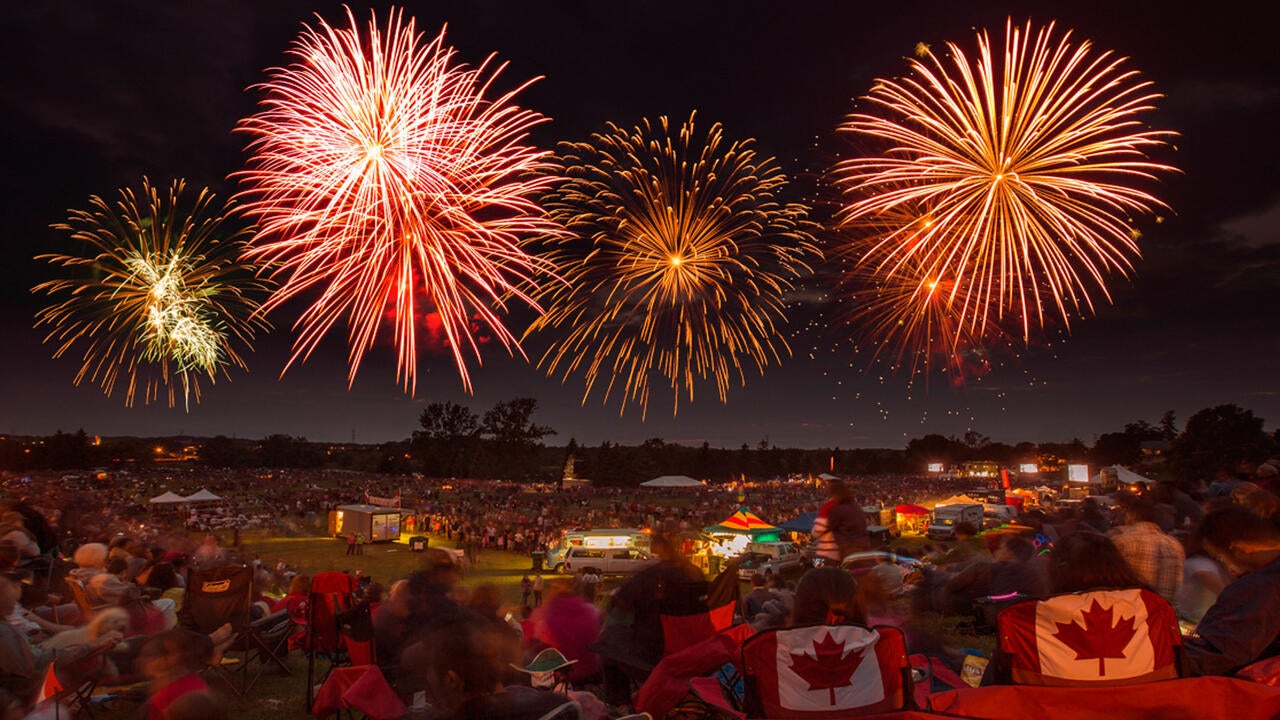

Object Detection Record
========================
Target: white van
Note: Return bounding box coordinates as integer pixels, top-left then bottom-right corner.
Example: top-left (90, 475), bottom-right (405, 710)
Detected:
top-left (983, 504), bottom-right (1019, 522)
top-left (562, 546), bottom-right (658, 575)
top-left (927, 504), bottom-right (985, 540)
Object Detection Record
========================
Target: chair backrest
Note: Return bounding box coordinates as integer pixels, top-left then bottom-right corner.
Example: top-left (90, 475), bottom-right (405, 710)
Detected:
top-left (741, 624), bottom-right (911, 718)
top-left (64, 577), bottom-right (98, 618)
top-left (305, 571), bottom-right (358, 656)
top-left (662, 602), bottom-right (737, 657)
top-left (183, 564), bottom-right (254, 634)
top-left (335, 600), bottom-right (376, 666)
top-left (995, 587), bottom-right (1180, 687)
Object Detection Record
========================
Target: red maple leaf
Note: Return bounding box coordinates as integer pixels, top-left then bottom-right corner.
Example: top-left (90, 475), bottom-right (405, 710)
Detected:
top-left (1051, 599), bottom-right (1138, 676)
top-left (788, 632), bottom-right (864, 705)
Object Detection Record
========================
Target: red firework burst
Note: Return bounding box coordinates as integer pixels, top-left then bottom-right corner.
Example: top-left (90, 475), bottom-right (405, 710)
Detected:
top-left (236, 7), bottom-right (558, 393)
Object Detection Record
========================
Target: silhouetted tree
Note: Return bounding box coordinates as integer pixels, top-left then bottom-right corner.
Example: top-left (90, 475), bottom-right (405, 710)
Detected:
top-left (199, 435), bottom-right (243, 468)
top-left (1172, 404), bottom-right (1270, 481)
top-left (413, 401), bottom-right (481, 478)
top-left (479, 398), bottom-right (556, 481)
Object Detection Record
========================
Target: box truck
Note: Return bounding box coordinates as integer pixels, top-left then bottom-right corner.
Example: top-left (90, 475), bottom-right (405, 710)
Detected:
top-left (328, 504), bottom-right (402, 542)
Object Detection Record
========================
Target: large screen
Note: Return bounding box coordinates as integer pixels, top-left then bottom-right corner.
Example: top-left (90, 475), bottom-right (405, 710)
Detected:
top-left (1067, 464), bottom-right (1090, 483)
top-left (927, 463), bottom-right (944, 473)
top-left (1019, 463), bottom-right (1038, 474)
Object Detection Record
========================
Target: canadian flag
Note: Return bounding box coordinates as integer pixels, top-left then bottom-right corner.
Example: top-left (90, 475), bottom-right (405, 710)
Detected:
top-left (743, 625), bottom-right (908, 718)
top-left (1001, 588), bottom-right (1180, 686)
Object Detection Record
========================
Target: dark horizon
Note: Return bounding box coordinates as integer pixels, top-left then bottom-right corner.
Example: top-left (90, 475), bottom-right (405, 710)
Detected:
top-left (2, 1), bottom-right (1277, 450)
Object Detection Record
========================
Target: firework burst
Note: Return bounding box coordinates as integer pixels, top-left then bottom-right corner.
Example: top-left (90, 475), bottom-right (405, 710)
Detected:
top-left (236, 7), bottom-right (557, 394)
top-left (834, 19), bottom-right (1176, 350)
top-left (834, 200), bottom-right (988, 382)
top-left (527, 114), bottom-right (820, 418)
top-left (33, 178), bottom-right (270, 407)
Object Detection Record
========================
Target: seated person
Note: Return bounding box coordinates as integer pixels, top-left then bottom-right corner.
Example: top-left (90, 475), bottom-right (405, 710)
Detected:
top-left (41, 607), bottom-right (132, 687)
top-left (140, 628), bottom-right (215, 720)
top-left (742, 575), bottom-right (778, 626)
top-left (144, 563), bottom-right (186, 613)
top-left (528, 580), bottom-right (600, 684)
top-left (936, 536), bottom-right (1048, 615)
top-left (1048, 531), bottom-right (1143, 594)
top-left (70, 543), bottom-right (176, 633)
top-left (1183, 507), bottom-right (1280, 676)
top-left (0, 572), bottom-right (122, 711)
top-left (0, 514), bottom-right (39, 560)
top-left (406, 610), bottom-right (566, 720)
top-left (929, 523), bottom-right (989, 567)
top-left (791, 567), bottom-right (867, 626)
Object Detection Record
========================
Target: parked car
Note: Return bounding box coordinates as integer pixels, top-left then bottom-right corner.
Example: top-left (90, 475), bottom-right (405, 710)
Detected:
top-left (738, 541), bottom-right (804, 578)
top-left (841, 550), bottom-right (924, 596)
top-left (562, 546), bottom-right (658, 575)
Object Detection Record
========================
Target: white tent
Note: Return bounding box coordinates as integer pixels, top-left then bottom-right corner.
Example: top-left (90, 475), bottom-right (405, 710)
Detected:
top-left (640, 475), bottom-right (704, 488)
top-left (183, 489), bottom-right (223, 502)
top-left (934, 494), bottom-right (984, 507)
top-left (1090, 465), bottom-right (1154, 486)
top-left (149, 491), bottom-right (187, 504)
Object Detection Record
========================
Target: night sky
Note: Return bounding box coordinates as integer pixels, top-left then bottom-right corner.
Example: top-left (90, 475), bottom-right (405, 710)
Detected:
top-left (1, 1), bottom-right (1277, 449)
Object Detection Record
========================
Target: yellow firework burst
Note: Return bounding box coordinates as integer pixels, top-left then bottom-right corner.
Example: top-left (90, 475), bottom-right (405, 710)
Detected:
top-left (33, 179), bottom-right (270, 407)
top-left (527, 114), bottom-right (821, 418)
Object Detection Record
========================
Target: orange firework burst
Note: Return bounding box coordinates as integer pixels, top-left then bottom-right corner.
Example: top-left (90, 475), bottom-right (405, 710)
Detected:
top-left (527, 114), bottom-right (820, 418)
top-left (834, 19), bottom-right (1176, 350)
top-left (236, 7), bottom-right (558, 394)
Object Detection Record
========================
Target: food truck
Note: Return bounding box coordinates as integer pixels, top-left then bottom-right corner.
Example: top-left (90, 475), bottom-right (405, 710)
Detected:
top-left (546, 528), bottom-right (650, 572)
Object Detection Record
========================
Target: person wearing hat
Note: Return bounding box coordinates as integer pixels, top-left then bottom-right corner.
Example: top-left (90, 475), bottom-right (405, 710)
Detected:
top-left (512, 647), bottom-right (578, 694)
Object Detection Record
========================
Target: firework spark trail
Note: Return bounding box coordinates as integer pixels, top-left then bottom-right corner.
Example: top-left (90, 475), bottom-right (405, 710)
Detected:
top-left (33, 178), bottom-right (269, 408)
top-left (236, 7), bottom-right (558, 394)
top-left (833, 196), bottom-right (998, 383)
top-left (527, 114), bottom-right (820, 419)
top-left (834, 19), bottom-right (1176, 349)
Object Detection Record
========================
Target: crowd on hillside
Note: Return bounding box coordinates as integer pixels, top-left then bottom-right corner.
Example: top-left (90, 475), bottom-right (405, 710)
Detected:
top-left (3, 456), bottom-right (1280, 718)
top-left (0, 466), bottom-right (996, 562)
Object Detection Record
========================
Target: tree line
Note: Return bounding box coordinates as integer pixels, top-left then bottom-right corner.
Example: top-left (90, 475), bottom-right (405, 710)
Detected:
top-left (2, 401), bottom-right (1275, 486)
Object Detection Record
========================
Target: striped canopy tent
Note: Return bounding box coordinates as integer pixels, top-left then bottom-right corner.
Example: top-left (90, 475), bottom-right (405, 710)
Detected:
top-left (705, 507), bottom-right (782, 541)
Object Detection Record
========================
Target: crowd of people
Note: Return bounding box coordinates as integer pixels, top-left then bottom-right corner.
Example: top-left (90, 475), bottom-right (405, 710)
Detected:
top-left (1, 456), bottom-right (1279, 718)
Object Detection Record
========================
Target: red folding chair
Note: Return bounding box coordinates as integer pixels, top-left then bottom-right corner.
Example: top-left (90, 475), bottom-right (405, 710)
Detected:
top-left (661, 602), bottom-right (737, 657)
top-left (741, 624), bottom-right (912, 718)
top-left (994, 587), bottom-right (1180, 687)
top-left (303, 572), bottom-right (363, 710)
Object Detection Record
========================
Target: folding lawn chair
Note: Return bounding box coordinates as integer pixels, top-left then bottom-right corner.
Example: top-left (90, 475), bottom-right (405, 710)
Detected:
top-left (992, 587), bottom-right (1181, 687)
top-left (181, 564), bottom-right (291, 695)
top-left (64, 577), bottom-right (107, 622)
top-left (740, 624), bottom-right (912, 718)
top-left (303, 571), bottom-right (361, 710)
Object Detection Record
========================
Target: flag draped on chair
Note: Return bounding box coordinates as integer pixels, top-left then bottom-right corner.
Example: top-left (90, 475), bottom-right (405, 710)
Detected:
top-left (997, 588), bottom-right (1179, 687)
top-left (742, 624), bottom-right (910, 718)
